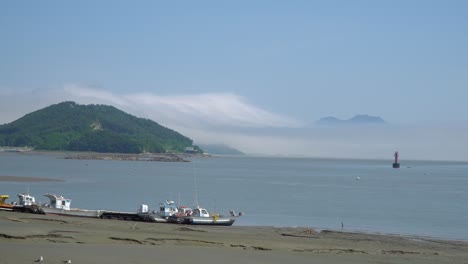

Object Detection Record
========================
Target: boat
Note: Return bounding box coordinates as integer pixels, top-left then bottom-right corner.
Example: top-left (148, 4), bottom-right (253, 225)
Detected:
top-left (12, 193), bottom-right (43, 214)
top-left (16, 193), bottom-right (36, 206)
top-left (0, 195), bottom-right (14, 211)
top-left (40, 193), bottom-right (103, 218)
top-left (168, 206), bottom-right (241, 226)
top-left (137, 200), bottom-right (179, 223)
top-left (157, 200), bottom-right (179, 218)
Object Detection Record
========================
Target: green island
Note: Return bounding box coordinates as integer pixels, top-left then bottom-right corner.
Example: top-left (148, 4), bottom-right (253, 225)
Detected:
top-left (0, 101), bottom-right (201, 154)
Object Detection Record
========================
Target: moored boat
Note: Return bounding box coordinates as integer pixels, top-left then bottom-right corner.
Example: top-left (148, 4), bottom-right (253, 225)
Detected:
top-left (168, 206), bottom-right (240, 226)
top-left (12, 193), bottom-right (43, 213)
top-left (40, 193), bottom-right (103, 218)
top-left (137, 200), bottom-right (179, 223)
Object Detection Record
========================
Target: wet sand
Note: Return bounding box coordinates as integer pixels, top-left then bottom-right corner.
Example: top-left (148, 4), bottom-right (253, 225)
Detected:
top-left (0, 175), bottom-right (63, 182)
top-left (1, 211), bottom-right (467, 264)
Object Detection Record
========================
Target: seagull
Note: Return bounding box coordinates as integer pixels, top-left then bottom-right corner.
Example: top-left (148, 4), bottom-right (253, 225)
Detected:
top-left (63, 260), bottom-right (72, 264)
top-left (356, 177), bottom-right (360, 180)
top-left (34, 256), bottom-right (43, 262)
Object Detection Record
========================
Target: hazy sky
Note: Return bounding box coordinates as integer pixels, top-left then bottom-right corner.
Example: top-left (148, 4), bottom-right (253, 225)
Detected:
top-left (1, 1), bottom-right (467, 160)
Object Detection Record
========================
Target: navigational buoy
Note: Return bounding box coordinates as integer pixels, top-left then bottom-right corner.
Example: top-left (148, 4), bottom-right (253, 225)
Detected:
top-left (392, 151), bottom-right (400, 168)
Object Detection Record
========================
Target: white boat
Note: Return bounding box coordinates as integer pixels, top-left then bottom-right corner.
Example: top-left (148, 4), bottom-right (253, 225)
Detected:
top-left (16, 193), bottom-right (36, 206)
top-left (158, 200), bottom-right (179, 218)
top-left (137, 204), bottom-right (166, 223)
top-left (40, 193), bottom-right (103, 218)
top-left (10, 193), bottom-right (42, 213)
top-left (137, 200), bottom-right (179, 223)
top-left (168, 206), bottom-right (240, 226)
top-left (185, 206), bottom-right (238, 226)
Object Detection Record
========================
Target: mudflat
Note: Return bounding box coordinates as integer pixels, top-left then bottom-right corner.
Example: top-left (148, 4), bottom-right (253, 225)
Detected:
top-left (0, 175), bottom-right (63, 182)
top-left (0, 210), bottom-right (467, 264)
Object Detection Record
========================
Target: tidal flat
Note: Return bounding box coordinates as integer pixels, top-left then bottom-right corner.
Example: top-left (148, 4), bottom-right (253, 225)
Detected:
top-left (1, 211), bottom-right (467, 264)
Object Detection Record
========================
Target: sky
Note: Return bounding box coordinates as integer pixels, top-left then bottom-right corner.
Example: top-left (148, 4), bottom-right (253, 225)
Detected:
top-left (1, 1), bottom-right (467, 160)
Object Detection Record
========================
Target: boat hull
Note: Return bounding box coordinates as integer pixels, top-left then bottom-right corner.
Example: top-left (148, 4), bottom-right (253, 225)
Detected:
top-left (188, 217), bottom-right (235, 226)
top-left (137, 212), bottom-right (168, 223)
top-left (41, 207), bottom-right (102, 218)
top-left (12, 204), bottom-right (44, 214)
top-left (0, 205), bottom-right (13, 211)
top-left (168, 215), bottom-right (235, 226)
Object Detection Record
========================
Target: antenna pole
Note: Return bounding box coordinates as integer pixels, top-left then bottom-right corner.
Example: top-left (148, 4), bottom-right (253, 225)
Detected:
top-left (194, 173), bottom-right (199, 207)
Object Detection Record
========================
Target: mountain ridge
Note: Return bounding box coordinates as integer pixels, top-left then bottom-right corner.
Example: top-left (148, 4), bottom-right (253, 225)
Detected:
top-left (197, 144), bottom-right (245, 156)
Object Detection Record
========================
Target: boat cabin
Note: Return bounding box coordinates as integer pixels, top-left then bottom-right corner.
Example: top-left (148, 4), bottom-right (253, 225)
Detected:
top-left (159, 200), bottom-right (178, 218)
top-left (43, 193), bottom-right (71, 210)
top-left (178, 206), bottom-right (193, 216)
top-left (17, 193), bottom-right (36, 206)
top-left (192, 207), bottom-right (210, 217)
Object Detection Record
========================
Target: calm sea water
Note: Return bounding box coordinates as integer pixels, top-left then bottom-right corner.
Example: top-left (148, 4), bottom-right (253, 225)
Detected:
top-left (1, 152), bottom-right (467, 240)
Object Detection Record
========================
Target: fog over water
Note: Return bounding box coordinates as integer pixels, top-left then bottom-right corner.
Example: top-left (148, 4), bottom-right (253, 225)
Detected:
top-left (0, 86), bottom-right (467, 161)
top-left (187, 124), bottom-right (468, 161)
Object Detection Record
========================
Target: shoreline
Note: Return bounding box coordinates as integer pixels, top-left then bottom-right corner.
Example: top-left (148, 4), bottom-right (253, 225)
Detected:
top-left (3, 150), bottom-right (467, 163)
top-left (1, 150), bottom-right (211, 162)
top-left (1, 211), bottom-right (467, 264)
top-left (0, 175), bottom-right (63, 182)
top-left (0, 170), bottom-right (465, 242)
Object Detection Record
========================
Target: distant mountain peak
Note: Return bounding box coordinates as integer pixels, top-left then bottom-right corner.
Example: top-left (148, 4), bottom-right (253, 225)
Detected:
top-left (317, 114), bottom-right (386, 125)
top-left (348, 114), bottom-right (386, 124)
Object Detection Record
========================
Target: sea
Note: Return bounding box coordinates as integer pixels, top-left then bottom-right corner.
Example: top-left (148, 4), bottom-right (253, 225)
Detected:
top-left (1, 152), bottom-right (467, 241)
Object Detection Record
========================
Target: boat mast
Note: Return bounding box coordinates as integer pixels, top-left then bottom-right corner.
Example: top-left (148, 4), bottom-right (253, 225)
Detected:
top-left (193, 160), bottom-right (199, 208)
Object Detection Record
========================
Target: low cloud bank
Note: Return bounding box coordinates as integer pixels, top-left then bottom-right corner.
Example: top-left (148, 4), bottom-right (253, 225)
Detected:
top-left (0, 85), bottom-right (467, 161)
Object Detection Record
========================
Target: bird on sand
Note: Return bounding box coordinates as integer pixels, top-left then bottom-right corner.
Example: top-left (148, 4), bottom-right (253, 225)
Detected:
top-left (34, 256), bottom-right (43, 262)
top-left (63, 260), bottom-right (72, 264)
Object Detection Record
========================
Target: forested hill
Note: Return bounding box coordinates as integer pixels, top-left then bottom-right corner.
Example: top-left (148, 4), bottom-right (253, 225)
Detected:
top-left (0, 101), bottom-right (194, 153)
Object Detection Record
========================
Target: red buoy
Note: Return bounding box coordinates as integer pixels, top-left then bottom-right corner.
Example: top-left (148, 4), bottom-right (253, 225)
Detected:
top-left (393, 151), bottom-right (400, 168)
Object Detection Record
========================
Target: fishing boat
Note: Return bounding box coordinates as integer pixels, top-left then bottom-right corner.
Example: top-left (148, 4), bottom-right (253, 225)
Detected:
top-left (0, 195), bottom-right (13, 211)
top-left (137, 200), bottom-right (178, 223)
top-left (168, 206), bottom-right (240, 226)
top-left (12, 193), bottom-right (42, 213)
top-left (16, 193), bottom-right (36, 206)
top-left (157, 200), bottom-right (179, 218)
top-left (185, 206), bottom-right (239, 226)
top-left (40, 193), bottom-right (103, 218)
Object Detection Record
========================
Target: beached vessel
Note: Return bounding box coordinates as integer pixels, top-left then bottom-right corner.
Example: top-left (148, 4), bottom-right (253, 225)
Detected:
top-left (11, 193), bottom-right (43, 213)
top-left (16, 193), bottom-right (36, 206)
top-left (40, 193), bottom-right (103, 218)
top-left (168, 206), bottom-right (240, 226)
top-left (137, 200), bottom-right (178, 223)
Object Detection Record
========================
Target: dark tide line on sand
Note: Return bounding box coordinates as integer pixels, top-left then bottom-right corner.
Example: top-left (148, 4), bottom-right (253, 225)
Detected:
top-left (0, 176), bottom-right (64, 182)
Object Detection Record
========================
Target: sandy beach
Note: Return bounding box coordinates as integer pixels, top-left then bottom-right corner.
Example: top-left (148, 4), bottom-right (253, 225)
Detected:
top-left (0, 211), bottom-right (467, 264)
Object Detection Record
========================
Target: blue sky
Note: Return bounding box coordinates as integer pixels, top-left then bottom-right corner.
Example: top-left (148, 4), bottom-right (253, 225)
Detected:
top-left (1, 1), bottom-right (467, 159)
